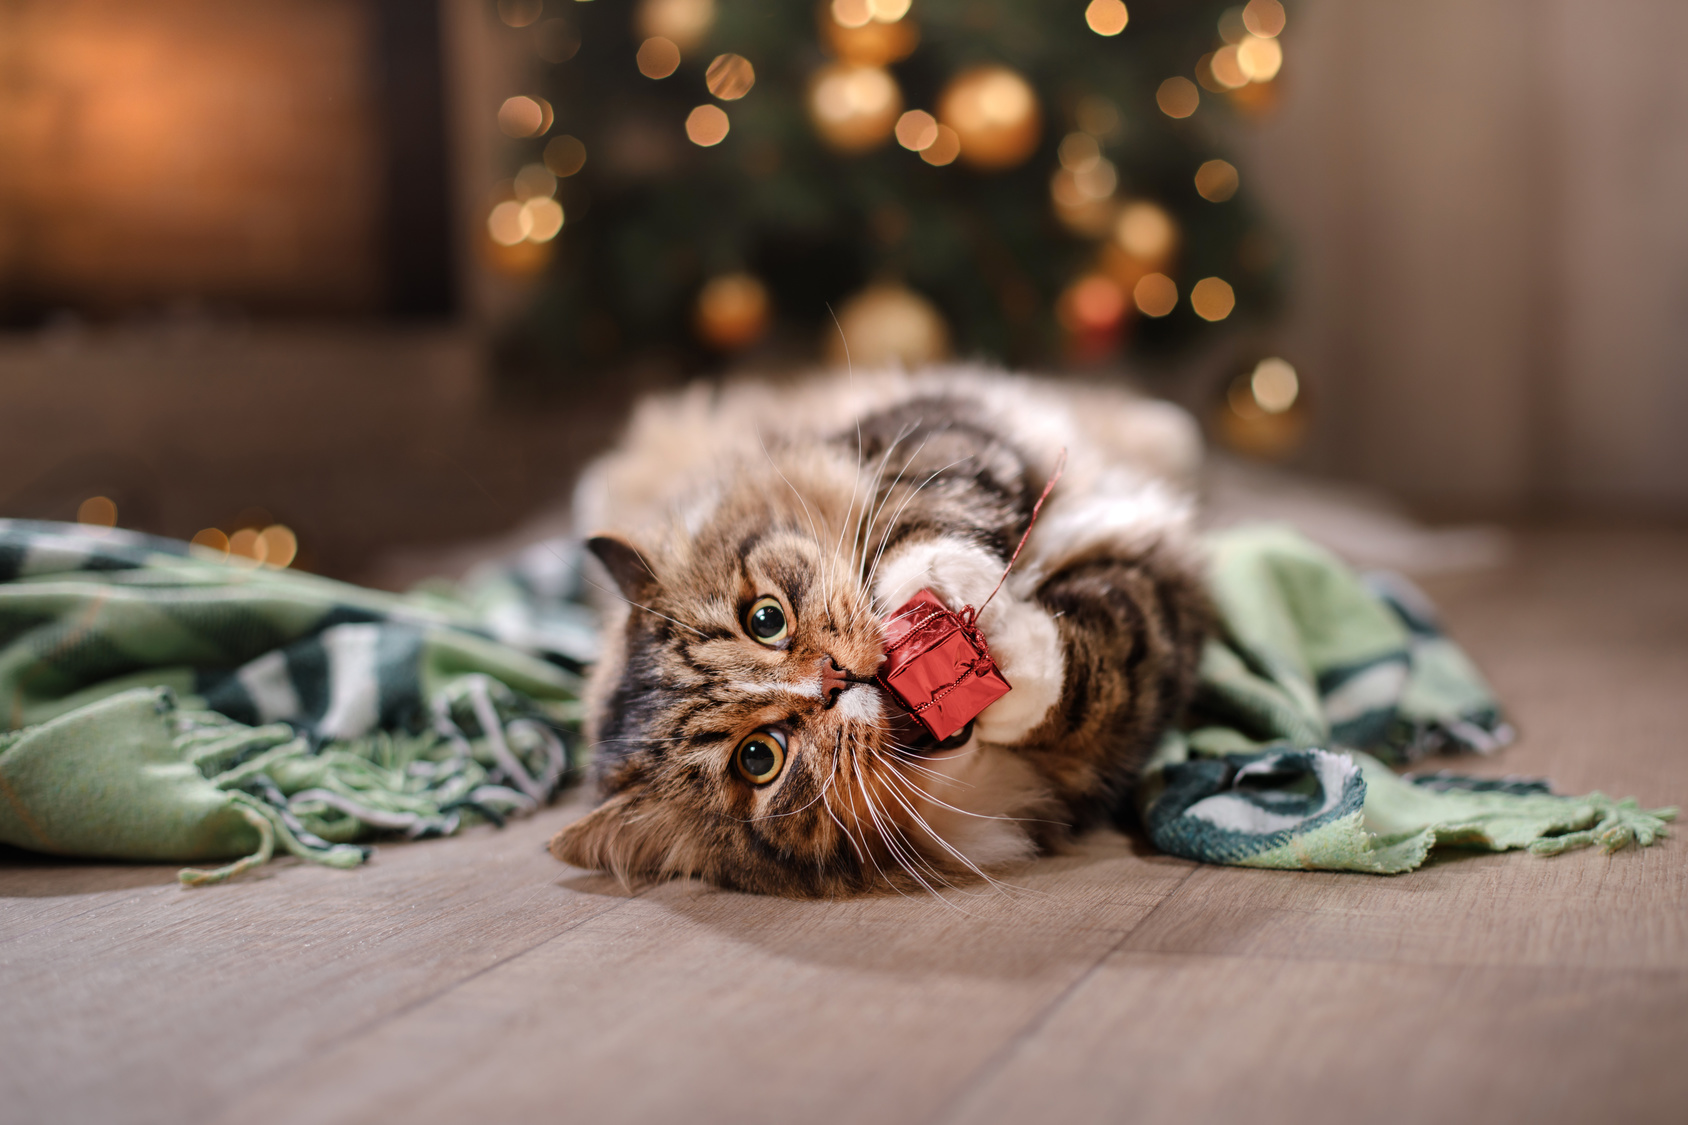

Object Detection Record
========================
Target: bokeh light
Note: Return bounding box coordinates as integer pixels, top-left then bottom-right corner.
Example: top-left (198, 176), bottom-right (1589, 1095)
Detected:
top-left (832, 0), bottom-right (873, 29)
top-left (637, 37), bottom-right (682, 79)
top-left (544, 135), bottom-right (587, 178)
top-left (686, 104), bottom-right (731, 146)
top-left (228, 528), bottom-right (267, 567)
top-left (1190, 276), bottom-right (1236, 320)
top-left (1218, 6), bottom-right (1248, 44)
top-left (190, 529), bottom-right (230, 558)
top-left (259, 525), bottom-right (298, 569)
top-left (1132, 273), bottom-right (1178, 317)
top-left (1075, 96), bottom-right (1121, 138)
top-left (514, 163), bottom-right (557, 201)
top-left (1236, 35), bottom-right (1283, 82)
top-left (1084, 0), bottom-right (1129, 37)
top-left (695, 273), bottom-right (771, 350)
top-left (1242, 0), bottom-right (1287, 38)
top-left (895, 109), bottom-right (939, 151)
top-left (487, 200), bottom-right (532, 246)
top-left (706, 54), bottom-right (755, 100)
top-left (1194, 159), bottom-right (1239, 202)
top-left (1156, 77), bottom-right (1199, 119)
top-left (810, 65), bottom-right (902, 152)
top-left (498, 96), bottom-right (550, 137)
top-left (76, 496), bottom-right (117, 527)
top-left (1114, 201), bottom-right (1177, 263)
top-left (1059, 274), bottom-right (1128, 333)
top-left (498, 0), bottom-right (543, 28)
top-left (920, 124), bottom-right (961, 166)
top-left (1209, 46), bottom-right (1248, 89)
top-left (868, 0), bottom-right (912, 20)
top-left (522, 197), bottom-right (565, 241)
top-left (1059, 132), bottom-right (1101, 172)
top-left (638, 0), bottom-right (716, 53)
top-left (1250, 357), bottom-right (1299, 412)
top-left (937, 66), bottom-right (1041, 170)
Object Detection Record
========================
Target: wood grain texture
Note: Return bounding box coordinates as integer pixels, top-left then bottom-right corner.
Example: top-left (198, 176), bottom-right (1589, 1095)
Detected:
top-left (1, 526), bottom-right (1683, 1125)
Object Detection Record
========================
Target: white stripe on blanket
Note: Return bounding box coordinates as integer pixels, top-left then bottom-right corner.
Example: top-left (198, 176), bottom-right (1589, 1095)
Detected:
top-left (317, 624), bottom-right (381, 740)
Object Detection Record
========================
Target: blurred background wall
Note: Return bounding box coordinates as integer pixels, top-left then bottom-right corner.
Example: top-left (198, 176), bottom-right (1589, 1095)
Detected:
top-left (0, 0), bottom-right (1682, 584)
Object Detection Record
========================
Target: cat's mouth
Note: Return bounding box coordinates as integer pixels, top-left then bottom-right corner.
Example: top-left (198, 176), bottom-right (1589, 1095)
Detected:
top-left (884, 710), bottom-right (975, 755)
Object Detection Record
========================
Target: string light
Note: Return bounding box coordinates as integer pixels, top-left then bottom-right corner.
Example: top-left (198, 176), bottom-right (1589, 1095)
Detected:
top-left (867, 0), bottom-right (912, 20)
top-left (1251, 358), bottom-right (1299, 412)
top-left (1114, 201), bottom-right (1177, 264)
top-left (1242, 0), bottom-right (1286, 38)
top-left (228, 529), bottom-right (266, 568)
top-left (487, 200), bottom-right (532, 246)
top-left (1208, 46), bottom-right (1248, 89)
top-left (1156, 77), bottom-right (1199, 118)
top-left (937, 66), bottom-right (1041, 170)
top-left (1236, 36), bottom-right (1282, 81)
top-left (1190, 276), bottom-right (1236, 321)
top-left (919, 124), bottom-right (961, 166)
top-left (1075, 95), bottom-right (1121, 138)
top-left (259, 526), bottom-right (299, 569)
top-left (895, 110), bottom-right (940, 151)
top-left (695, 273), bottom-right (770, 350)
top-left (190, 529), bottom-right (230, 558)
top-left (1084, 0), bottom-right (1129, 36)
top-left (498, 0), bottom-right (542, 28)
top-left (1058, 274), bottom-right (1128, 333)
top-left (637, 0), bottom-right (716, 53)
top-left (809, 65), bottom-right (902, 152)
top-left (686, 104), bottom-right (731, 146)
top-left (1217, 6), bottom-right (1248, 44)
top-left (522, 197), bottom-right (565, 241)
top-left (514, 163), bottom-right (557, 200)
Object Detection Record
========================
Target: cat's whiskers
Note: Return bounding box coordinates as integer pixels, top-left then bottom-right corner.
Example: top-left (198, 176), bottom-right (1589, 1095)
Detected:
top-left (754, 425), bottom-right (837, 610)
top-left (844, 427), bottom-right (929, 631)
top-left (871, 756), bottom-right (1010, 897)
top-left (845, 422), bottom-right (918, 616)
top-left (862, 455), bottom-right (974, 605)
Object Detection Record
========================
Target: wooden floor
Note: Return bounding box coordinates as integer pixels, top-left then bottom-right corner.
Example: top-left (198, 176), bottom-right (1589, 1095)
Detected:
top-left (3, 526), bottom-right (1685, 1125)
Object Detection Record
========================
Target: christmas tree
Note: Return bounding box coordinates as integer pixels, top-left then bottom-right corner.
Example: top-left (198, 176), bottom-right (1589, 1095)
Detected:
top-left (486, 0), bottom-right (1288, 378)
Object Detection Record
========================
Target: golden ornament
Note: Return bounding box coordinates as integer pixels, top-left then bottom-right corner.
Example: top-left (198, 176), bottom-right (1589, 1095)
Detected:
top-left (826, 283), bottom-right (950, 367)
top-left (695, 273), bottom-right (771, 351)
top-left (808, 64), bottom-right (903, 153)
top-left (937, 66), bottom-right (1041, 171)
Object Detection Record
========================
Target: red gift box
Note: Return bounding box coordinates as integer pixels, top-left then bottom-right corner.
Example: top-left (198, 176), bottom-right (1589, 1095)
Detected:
top-left (876, 589), bottom-right (1012, 743)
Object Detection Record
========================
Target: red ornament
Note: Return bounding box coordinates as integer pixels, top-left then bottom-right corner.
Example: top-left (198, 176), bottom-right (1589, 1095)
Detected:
top-left (876, 589), bottom-right (1011, 743)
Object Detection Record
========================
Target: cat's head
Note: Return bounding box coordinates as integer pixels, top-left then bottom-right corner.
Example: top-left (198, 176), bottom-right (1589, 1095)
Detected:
top-left (548, 451), bottom-right (1016, 896)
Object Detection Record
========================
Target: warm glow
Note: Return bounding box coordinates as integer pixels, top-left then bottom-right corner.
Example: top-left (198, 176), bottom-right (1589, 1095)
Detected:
top-left (228, 529), bottom-right (267, 567)
top-left (706, 54), bottom-right (755, 100)
top-left (695, 273), bottom-right (771, 350)
top-left (1190, 276), bottom-right (1236, 321)
top-left (638, 0), bottom-right (716, 52)
top-left (1084, 0), bottom-right (1129, 36)
top-left (1194, 159), bottom-right (1239, 202)
top-left (1242, 0), bottom-right (1286, 38)
top-left (76, 496), bottom-right (117, 527)
top-left (488, 200), bottom-right (532, 246)
top-left (1155, 77), bottom-right (1199, 119)
top-left (1250, 357), bottom-right (1299, 413)
top-left (190, 529), bottom-right (230, 557)
top-left (831, 0), bottom-right (872, 28)
top-left (1053, 159), bottom-right (1117, 207)
top-left (868, 0), bottom-right (912, 19)
top-left (920, 124), bottom-right (961, 165)
top-left (514, 163), bottom-right (556, 201)
top-left (1236, 35), bottom-right (1283, 82)
top-left (895, 109), bottom-right (940, 150)
top-left (498, 96), bottom-right (550, 137)
top-left (1059, 132), bottom-right (1101, 172)
top-left (1060, 274), bottom-right (1128, 333)
top-left (544, 135), bottom-right (588, 178)
top-left (686, 104), bottom-right (731, 146)
top-left (1209, 46), bottom-right (1249, 89)
top-left (937, 66), bottom-right (1041, 170)
top-left (810, 65), bottom-right (902, 152)
top-left (259, 525), bottom-right (298, 569)
top-left (637, 37), bottom-right (682, 79)
top-left (498, 0), bottom-right (543, 28)
top-left (1132, 273), bottom-right (1178, 317)
top-left (1114, 201), bottom-right (1176, 262)
top-left (522, 197), bottom-right (565, 241)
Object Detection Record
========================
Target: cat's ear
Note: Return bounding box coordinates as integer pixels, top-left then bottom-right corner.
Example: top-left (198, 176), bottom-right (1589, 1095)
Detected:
top-left (549, 790), bottom-right (693, 883)
top-left (587, 534), bottom-right (658, 603)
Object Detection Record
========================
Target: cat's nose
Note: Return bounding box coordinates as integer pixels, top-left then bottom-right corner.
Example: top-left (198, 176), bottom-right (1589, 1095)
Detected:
top-left (818, 655), bottom-right (862, 710)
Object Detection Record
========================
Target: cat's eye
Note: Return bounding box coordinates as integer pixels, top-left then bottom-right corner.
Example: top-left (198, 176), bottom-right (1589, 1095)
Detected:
top-left (745, 596), bottom-right (789, 645)
top-left (734, 729), bottom-right (787, 786)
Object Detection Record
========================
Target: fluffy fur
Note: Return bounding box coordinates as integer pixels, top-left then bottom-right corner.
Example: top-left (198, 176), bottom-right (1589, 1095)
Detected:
top-left (550, 368), bottom-right (1209, 896)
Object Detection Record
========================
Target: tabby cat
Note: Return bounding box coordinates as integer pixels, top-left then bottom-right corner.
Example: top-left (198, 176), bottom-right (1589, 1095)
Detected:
top-left (550, 369), bottom-right (1209, 896)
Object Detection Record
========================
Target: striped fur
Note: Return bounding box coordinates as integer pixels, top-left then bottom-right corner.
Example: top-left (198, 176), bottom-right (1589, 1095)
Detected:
top-left (550, 368), bottom-right (1208, 896)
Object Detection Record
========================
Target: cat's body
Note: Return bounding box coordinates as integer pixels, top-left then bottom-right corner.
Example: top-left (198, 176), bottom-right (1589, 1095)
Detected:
top-left (552, 368), bottom-right (1209, 896)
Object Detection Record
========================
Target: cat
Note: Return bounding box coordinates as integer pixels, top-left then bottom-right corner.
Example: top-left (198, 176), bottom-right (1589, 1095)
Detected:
top-left (550, 367), bottom-right (1209, 896)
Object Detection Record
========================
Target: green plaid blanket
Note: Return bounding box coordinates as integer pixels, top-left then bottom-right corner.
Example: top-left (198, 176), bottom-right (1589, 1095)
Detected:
top-left (1138, 525), bottom-right (1675, 871)
top-left (0, 520), bottom-right (1671, 884)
